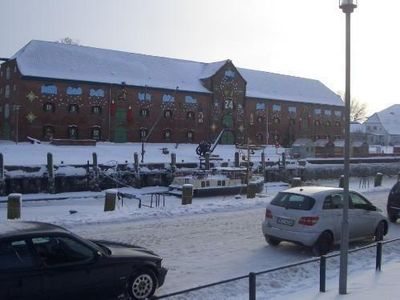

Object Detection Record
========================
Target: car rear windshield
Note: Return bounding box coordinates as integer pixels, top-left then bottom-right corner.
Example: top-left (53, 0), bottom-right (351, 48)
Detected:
top-left (270, 192), bottom-right (315, 210)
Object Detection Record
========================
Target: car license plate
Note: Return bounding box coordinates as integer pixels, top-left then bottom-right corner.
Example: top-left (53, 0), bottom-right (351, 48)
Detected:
top-left (276, 217), bottom-right (294, 226)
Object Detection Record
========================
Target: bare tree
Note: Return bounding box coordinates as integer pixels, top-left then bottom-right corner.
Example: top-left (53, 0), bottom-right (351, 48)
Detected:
top-left (350, 98), bottom-right (368, 122)
top-left (57, 37), bottom-right (80, 45)
top-left (337, 91), bottom-right (368, 122)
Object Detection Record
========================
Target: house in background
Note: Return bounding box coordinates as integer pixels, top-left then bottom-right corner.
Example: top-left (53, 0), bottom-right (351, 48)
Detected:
top-left (364, 104), bottom-right (400, 146)
top-left (291, 138), bottom-right (315, 158)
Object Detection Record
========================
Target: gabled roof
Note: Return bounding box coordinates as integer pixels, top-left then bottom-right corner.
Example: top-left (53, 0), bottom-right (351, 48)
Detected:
top-left (367, 104), bottom-right (400, 135)
top-left (12, 40), bottom-right (344, 106)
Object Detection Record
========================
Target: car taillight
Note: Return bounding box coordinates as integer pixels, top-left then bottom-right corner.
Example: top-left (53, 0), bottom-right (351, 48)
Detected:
top-left (265, 209), bottom-right (273, 219)
top-left (298, 216), bottom-right (319, 226)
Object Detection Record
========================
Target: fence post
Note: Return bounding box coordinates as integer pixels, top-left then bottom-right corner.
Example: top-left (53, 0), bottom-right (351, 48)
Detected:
top-left (376, 241), bottom-right (383, 271)
top-left (249, 272), bottom-right (256, 300)
top-left (319, 255), bottom-right (326, 292)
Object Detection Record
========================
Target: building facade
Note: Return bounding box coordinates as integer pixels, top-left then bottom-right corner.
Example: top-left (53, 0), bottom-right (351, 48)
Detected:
top-left (0, 40), bottom-right (345, 146)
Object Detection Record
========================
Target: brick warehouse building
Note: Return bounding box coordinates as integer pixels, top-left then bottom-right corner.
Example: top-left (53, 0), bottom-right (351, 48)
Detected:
top-left (0, 40), bottom-right (344, 146)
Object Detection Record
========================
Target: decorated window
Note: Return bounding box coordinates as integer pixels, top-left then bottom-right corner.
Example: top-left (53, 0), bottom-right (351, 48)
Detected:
top-left (164, 109), bottom-right (173, 119)
top-left (257, 116), bottom-right (264, 123)
top-left (185, 95), bottom-right (197, 104)
top-left (138, 92), bottom-right (151, 101)
top-left (43, 126), bottom-right (55, 140)
top-left (314, 108), bottom-right (321, 115)
top-left (41, 84), bottom-right (57, 95)
top-left (139, 108), bottom-right (149, 117)
top-left (324, 110), bottom-right (332, 116)
top-left (89, 89), bottom-right (105, 97)
top-left (68, 126), bottom-right (78, 139)
top-left (5, 66), bottom-right (10, 80)
top-left (335, 111), bottom-right (342, 117)
top-left (272, 104), bottom-right (281, 112)
top-left (187, 111), bottom-right (195, 120)
top-left (91, 127), bottom-right (101, 140)
top-left (256, 103), bottom-right (265, 110)
top-left (43, 102), bottom-right (55, 112)
top-left (91, 106), bottom-right (102, 114)
top-left (288, 106), bottom-right (297, 114)
top-left (163, 129), bottom-right (172, 141)
top-left (187, 130), bottom-right (194, 142)
top-left (69, 104), bottom-right (79, 113)
top-left (5, 85), bottom-right (10, 98)
top-left (66, 87), bottom-right (82, 96)
top-left (139, 128), bottom-right (148, 140)
top-left (162, 94), bottom-right (175, 103)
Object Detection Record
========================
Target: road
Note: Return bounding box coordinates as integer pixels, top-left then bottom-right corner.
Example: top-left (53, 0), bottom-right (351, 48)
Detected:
top-left (68, 188), bottom-right (400, 296)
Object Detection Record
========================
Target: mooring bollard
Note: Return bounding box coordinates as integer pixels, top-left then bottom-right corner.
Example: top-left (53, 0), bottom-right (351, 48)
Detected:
top-left (134, 152), bottom-right (139, 173)
top-left (374, 172), bottom-right (383, 187)
top-left (171, 153), bottom-right (176, 172)
top-left (247, 182), bottom-right (257, 199)
top-left (182, 184), bottom-right (193, 205)
top-left (0, 153), bottom-right (5, 196)
top-left (291, 177), bottom-right (302, 187)
top-left (104, 189), bottom-right (117, 211)
top-left (7, 193), bottom-right (22, 219)
top-left (339, 175), bottom-right (344, 188)
top-left (47, 152), bottom-right (55, 194)
top-left (235, 152), bottom-right (240, 168)
top-left (261, 152), bottom-right (266, 182)
top-left (92, 152), bottom-right (98, 175)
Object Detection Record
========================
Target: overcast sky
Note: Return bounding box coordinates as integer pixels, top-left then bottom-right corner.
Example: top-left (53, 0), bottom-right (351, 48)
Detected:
top-left (1, 0), bottom-right (399, 117)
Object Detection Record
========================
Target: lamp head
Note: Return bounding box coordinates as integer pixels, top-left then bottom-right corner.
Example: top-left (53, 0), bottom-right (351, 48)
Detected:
top-left (339, 0), bottom-right (357, 13)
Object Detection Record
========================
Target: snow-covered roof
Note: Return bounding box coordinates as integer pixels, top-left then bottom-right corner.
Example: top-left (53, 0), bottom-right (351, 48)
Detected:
top-left (350, 122), bottom-right (365, 133)
top-left (372, 105), bottom-right (400, 135)
top-left (13, 40), bottom-right (343, 106)
top-left (292, 138), bottom-right (314, 147)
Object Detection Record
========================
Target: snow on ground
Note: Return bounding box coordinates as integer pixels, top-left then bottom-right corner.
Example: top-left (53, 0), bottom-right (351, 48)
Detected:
top-left (0, 140), bottom-right (285, 165)
top-left (2, 141), bottom-right (400, 299)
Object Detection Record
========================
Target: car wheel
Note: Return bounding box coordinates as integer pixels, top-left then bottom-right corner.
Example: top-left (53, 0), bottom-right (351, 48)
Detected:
top-left (128, 269), bottom-right (157, 300)
top-left (265, 235), bottom-right (281, 246)
top-left (312, 231), bottom-right (333, 256)
top-left (388, 214), bottom-right (397, 223)
top-left (375, 221), bottom-right (386, 242)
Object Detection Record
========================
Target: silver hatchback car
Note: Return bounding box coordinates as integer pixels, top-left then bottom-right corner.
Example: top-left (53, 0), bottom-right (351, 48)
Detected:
top-left (262, 186), bottom-right (388, 255)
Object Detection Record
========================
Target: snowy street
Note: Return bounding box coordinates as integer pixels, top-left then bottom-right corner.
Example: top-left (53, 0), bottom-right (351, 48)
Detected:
top-left (2, 180), bottom-right (395, 299)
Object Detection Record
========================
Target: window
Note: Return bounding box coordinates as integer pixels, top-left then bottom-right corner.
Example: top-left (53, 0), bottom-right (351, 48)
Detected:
top-left (314, 120), bottom-right (321, 126)
top-left (256, 103), bottom-right (265, 110)
top-left (13, 84), bottom-right (17, 92)
top-left (164, 110), bottom-right (173, 119)
top-left (43, 102), bottom-right (55, 112)
top-left (31, 236), bottom-right (94, 266)
top-left (256, 133), bottom-right (264, 143)
top-left (187, 130), bottom-right (194, 142)
top-left (138, 92), bottom-right (151, 101)
top-left (90, 89), bottom-right (105, 97)
top-left (6, 66), bottom-right (10, 80)
top-left (140, 108), bottom-right (149, 117)
top-left (139, 128), bottom-right (148, 140)
top-left (271, 192), bottom-right (315, 210)
top-left (272, 104), bottom-right (281, 112)
top-left (43, 126), bottom-right (54, 140)
top-left (187, 111), bottom-right (195, 120)
top-left (257, 116), bottom-right (264, 123)
top-left (66, 87), bottom-right (82, 96)
top-left (69, 104), bottom-right (79, 113)
top-left (68, 126), bottom-right (78, 139)
top-left (335, 121), bottom-right (341, 127)
top-left (323, 194), bottom-right (343, 209)
top-left (288, 106), bottom-right (297, 114)
top-left (314, 108), bottom-right (321, 115)
top-left (325, 121), bottom-right (331, 127)
top-left (0, 240), bottom-right (35, 270)
top-left (335, 111), bottom-right (342, 117)
top-left (5, 85), bottom-right (10, 98)
top-left (91, 127), bottom-right (101, 140)
top-left (91, 106), bottom-right (102, 114)
top-left (324, 110), bottom-right (332, 116)
top-left (41, 84), bottom-right (57, 95)
top-left (162, 94), bottom-right (175, 103)
top-left (163, 129), bottom-right (172, 141)
top-left (350, 192), bottom-right (371, 209)
top-left (273, 117), bottom-right (280, 124)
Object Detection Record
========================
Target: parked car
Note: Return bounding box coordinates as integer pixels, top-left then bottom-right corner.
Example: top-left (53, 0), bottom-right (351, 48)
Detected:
top-left (387, 181), bottom-right (400, 223)
top-left (0, 221), bottom-right (167, 300)
top-left (262, 186), bottom-right (388, 255)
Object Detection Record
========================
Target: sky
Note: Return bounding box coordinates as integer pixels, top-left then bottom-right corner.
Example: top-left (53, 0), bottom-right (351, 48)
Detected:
top-left (0, 0), bottom-right (399, 117)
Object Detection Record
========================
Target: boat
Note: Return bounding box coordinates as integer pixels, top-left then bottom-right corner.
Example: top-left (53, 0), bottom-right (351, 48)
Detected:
top-left (168, 167), bottom-right (264, 197)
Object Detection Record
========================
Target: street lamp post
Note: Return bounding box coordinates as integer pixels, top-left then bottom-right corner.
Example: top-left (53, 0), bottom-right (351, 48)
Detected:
top-left (339, 0), bottom-right (357, 295)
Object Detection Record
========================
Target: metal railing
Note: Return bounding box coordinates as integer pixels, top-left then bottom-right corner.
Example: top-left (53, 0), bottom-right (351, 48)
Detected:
top-left (153, 237), bottom-right (400, 299)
